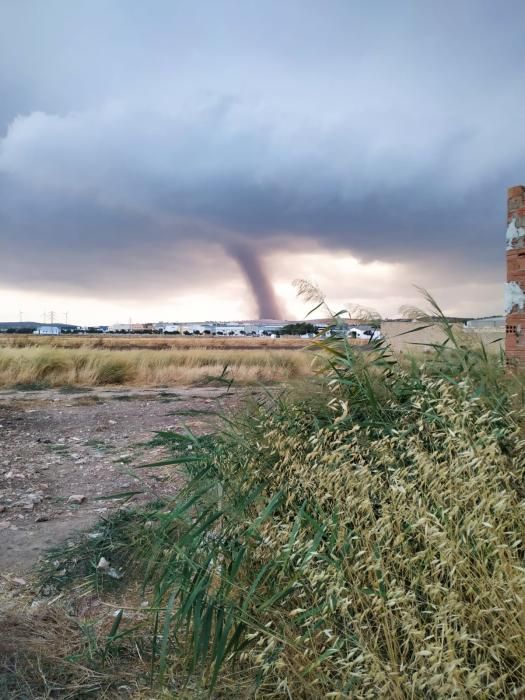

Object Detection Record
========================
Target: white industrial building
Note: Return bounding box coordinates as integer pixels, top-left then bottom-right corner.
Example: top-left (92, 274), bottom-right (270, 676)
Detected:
top-left (214, 324), bottom-right (246, 335)
top-left (160, 323), bottom-right (182, 334)
top-left (103, 319), bottom-right (386, 339)
top-left (326, 325), bottom-right (382, 341)
top-left (160, 323), bottom-right (215, 334)
top-left (33, 325), bottom-right (61, 335)
top-left (157, 321), bottom-right (282, 336)
top-left (465, 316), bottom-right (505, 330)
top-left (110, 323), bottom-right (133, 332)
top-left (347, 326), bottom-right (382, 340)
top-left (152, 320), bottom-right (380, 338)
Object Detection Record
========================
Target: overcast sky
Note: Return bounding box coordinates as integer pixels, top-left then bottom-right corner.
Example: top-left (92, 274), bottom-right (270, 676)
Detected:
top-left (1, 0), bottom-right (524, 323)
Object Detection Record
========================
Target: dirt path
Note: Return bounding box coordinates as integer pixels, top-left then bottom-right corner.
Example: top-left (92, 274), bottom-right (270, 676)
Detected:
top-left (0, 386), bottom-right (244, 573)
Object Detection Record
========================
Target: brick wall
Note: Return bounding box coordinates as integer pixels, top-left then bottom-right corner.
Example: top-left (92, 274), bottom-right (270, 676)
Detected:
top-left (506, 185), bottom-right (525, 365)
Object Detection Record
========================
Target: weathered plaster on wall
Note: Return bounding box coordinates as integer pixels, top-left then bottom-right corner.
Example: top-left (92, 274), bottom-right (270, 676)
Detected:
top-left (506, 218), bottom-right (525, 250)
top-left (505, 281), bottom-right (525, 314)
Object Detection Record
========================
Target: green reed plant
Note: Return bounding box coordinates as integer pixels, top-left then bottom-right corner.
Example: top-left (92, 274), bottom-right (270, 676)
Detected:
top-left (130, 291), bottom-right (524, 697)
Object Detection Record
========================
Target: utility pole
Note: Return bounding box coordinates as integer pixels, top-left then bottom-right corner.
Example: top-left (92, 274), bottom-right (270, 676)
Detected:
top-left (129, 316), bottom-right (132, 333)
top-left (64, 311), bottom-right (68, 325)
top-left (49, 310), bottom-right (55, 325)
top-left (43, 311), bottom-right (47, 324)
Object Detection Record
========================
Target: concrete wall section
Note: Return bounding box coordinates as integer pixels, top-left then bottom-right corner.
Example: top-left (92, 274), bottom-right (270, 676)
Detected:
top-left (506, 185), bottom-right (525, 365)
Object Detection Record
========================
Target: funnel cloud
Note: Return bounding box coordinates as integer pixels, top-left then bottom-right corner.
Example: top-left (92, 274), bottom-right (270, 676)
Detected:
top-left (228, 242), bottom-right (281, 319)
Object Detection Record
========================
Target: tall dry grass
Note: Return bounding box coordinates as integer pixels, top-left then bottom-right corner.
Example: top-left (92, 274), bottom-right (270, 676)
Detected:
top-left (0, 346), bottom-right (312, 387)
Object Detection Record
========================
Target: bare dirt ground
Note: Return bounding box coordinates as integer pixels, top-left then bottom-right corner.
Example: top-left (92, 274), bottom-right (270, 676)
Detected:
top-left (0, 385), bottom-right (246, 574)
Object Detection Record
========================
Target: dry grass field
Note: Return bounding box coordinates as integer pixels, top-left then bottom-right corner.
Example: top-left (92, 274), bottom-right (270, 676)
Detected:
top-left (0, 326), bottom-right (504, 389)
top-left (0, 335), bottom-right (313, 387)
top-left (0, 334), bottom-right (310, 351)
top-left (0, 346), bottom-right (314, 387)
top-left (0, 334), bottom-right (368, 388)
top-left (381, 321), bottom-right (504, 354)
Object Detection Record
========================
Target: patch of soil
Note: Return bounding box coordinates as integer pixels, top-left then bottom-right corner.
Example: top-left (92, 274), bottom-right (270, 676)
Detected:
top-left (0, 386), bottom-right (242, 573)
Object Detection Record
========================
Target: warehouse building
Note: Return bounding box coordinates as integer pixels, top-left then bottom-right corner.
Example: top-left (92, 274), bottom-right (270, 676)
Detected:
top-left (33, 325), bottom-right (61, 335)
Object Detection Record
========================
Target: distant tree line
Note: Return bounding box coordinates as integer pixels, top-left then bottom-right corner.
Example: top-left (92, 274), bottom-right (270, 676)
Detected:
top-left (0, 327), bottom-right (38, 334)
top-left (279, 323), bottom-right (318, 336)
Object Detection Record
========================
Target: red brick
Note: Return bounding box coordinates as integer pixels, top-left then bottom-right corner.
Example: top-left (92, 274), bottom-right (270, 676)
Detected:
top-left (506, 185), bottom-right (525, 365)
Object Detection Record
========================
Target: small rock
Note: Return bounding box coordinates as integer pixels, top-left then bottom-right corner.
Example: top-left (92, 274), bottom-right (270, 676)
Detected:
top-left (96, 556), bottom-right (110, 571)
top-left (13, 577), bottom-right (27, 586)
top-left (96, 557), bottom-right (122, 579)
top-left (28, 491), bottom-right (44, 504)
top-left (35, 514), bottom-right (49, 522)
top-left (0, 520), bottom-right (10, 529)
top-left (107, 567), bottom-right (123, 580)
top-left (108, 419), bottom-right (117, 425)
top-left (67, 494), bottom-right (86, 505)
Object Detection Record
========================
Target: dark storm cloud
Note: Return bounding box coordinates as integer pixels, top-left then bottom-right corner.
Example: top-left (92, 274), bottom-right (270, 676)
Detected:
top-left (1, 0), bottom-right (524, 315)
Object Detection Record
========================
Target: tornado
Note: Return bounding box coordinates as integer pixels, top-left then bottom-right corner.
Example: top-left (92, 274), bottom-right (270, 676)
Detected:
top-left (228, 242), bottom-right (281, 319)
